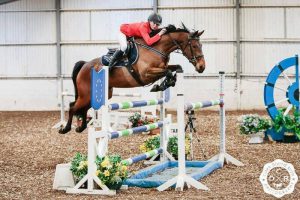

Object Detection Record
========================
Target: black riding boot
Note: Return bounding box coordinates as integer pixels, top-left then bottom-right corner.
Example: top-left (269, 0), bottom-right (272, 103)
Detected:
top-left (109, 50), bottom-right (124, 67)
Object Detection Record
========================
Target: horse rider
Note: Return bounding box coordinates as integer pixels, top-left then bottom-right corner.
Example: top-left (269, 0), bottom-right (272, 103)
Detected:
top-left (109, 12), bottom-right (167, 67)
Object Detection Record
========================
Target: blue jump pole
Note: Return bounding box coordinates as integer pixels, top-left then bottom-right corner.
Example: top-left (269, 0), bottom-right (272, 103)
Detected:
top-left (121, 148), bottom-right (163, 166)
top-left (109, 99), bottom-right (164, 110)
top-left (184, 100), bottom-right (222, 111)
top-left (110, 121), bottom-right (165, 139)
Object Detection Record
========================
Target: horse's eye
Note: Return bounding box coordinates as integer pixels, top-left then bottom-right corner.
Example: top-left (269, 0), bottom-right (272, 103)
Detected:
top-left (192, 45), bottom-right (197, 48)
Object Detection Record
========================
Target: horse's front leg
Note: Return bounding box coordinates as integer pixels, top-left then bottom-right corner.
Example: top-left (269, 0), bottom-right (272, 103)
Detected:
top-left (145, 63), bottom-right (168, 80)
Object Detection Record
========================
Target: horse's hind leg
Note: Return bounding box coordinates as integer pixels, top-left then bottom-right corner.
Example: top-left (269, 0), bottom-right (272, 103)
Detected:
top-left (59, 97), bottom-right (90, 134)
top-left (75, 105), bottom-right (90, 133)
top-left (58, 106), bottom-right (75, 134)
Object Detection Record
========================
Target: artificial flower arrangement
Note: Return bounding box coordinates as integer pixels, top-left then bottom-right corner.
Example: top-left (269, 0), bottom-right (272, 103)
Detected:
top-left (238, 114), bottom-right (271, 135)
top-left (128, 112), bottom-right (157, 128)
top-left (70, 153), bottom-right (128, 190)
top-left (95, 154), bottom-right (128, 189)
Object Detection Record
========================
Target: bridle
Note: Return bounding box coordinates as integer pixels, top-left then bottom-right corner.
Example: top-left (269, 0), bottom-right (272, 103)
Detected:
top-left (170, 34), bottom-right (204, 65)
top-left (135, 32), bottom-right (204, 65)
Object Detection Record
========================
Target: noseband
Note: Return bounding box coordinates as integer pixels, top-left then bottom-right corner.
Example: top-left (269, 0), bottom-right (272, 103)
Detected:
top-left (171, 35), bottom-right (204, 65)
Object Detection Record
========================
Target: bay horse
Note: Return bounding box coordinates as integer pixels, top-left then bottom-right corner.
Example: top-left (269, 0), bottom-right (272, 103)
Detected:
top-left (59, 24), bottom-right (206, 134)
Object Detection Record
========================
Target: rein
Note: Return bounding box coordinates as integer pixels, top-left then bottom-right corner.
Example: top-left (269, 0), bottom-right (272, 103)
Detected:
top-left (135, 41), bottom-right (168, 59)
top-left (169, 34), bottom-right (204, 65)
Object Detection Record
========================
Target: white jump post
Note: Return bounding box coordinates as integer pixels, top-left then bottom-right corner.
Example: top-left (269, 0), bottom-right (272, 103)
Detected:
top-left (208, 72), bottom-right (244, 167)
top-left (158, 70), bottom-right (244, 192)
top-left (52, 75), bottom-right (75, 129)
top-left (66, 66), bottom-right (116, 195)
top-left (158, 68), bottom-right (209, 191)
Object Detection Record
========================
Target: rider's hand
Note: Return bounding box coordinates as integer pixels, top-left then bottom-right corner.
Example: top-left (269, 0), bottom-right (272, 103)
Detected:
top-left (158, 28), bottom-right (167, 36)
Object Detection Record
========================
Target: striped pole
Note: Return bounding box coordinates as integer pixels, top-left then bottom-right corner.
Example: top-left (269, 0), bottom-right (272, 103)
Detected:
top-left (109, 99), bottom-right (164, 110)
top-left (112, 93), bottom-right (141, 97)
top-left (121, 148), bottom-right (163, 166)
top-left (110, 121), bottom-right (164, 139)
top-left (184, 100), bottom-right (222, 111)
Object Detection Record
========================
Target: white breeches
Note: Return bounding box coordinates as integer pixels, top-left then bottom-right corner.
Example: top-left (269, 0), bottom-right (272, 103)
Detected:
top-left (118, 32), bottom-right (127, 52)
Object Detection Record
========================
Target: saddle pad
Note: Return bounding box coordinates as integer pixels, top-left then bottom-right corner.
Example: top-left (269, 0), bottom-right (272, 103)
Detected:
top-left (101, 42), bottom-right (138, 68)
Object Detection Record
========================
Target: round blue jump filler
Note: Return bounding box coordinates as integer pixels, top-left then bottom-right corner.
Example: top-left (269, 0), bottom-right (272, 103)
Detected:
top-left (264, 55), bottom-right (299, 141)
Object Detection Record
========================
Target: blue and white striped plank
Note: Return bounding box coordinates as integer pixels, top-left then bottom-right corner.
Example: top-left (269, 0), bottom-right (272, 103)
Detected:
top-left (109, 99), bottom-right (164, 110)
top-left (185, 100), bottom-right (222, 111)
top-left (121, 148), bottom-right (163, 166)
top-left (110, 121), bottom-right (164, 139)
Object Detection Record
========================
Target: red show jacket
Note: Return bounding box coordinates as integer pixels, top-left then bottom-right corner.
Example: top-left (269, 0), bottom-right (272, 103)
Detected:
top-left (120, 22), bottom-right (161, 46)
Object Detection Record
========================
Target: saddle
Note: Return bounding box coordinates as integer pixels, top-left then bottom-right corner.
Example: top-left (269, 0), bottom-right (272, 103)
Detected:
top-left (101, 38), bottom-right (138, 68)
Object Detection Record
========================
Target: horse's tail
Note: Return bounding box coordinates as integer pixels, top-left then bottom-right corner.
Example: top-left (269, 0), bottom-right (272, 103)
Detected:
top-left (72, 60), bottom-right (86, 101)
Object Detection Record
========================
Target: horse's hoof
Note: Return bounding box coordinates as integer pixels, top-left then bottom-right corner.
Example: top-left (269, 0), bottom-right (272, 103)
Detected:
top-left (58, 127), bottom-right (71, 134)
top-left (150, 85), bottom-right (160, 92)
top-left (75, 125), bottom-right (87, 133)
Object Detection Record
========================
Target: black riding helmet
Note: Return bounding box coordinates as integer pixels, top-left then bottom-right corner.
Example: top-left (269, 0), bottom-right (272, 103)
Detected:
top-left (148, 12), bottom-right (162, 25)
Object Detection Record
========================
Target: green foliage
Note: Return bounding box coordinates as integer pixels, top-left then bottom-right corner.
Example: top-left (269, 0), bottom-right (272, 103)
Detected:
top-left (139, 136), bottom-right (160, 152)
top-left (273, 107), bottom-right (300, 139)
top-left (139, 135), bottom-right (191, 159)
top-left (70, 152), bottom-right (88, 183)
top-left (238, 114), bottom-right (271, 135)
top-left (95, 154), bottom-right (128, 187)
top-left (167, 136), bottom-right (190, 159)
top-left (70, 153), bottom-right (128, 189)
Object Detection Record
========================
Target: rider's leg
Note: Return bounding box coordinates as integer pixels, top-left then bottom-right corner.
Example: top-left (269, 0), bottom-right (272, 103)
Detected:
top-left (109, 32), bottom-right (127, 67)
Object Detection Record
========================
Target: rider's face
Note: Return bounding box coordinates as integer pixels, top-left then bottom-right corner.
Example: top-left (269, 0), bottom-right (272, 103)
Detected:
top-left (150, 21), bottom-right (160, 30)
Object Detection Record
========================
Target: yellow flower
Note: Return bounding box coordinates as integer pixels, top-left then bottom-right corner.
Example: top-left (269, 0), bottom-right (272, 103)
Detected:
top-left (84, 160), bottom-right (88, 166)
top-left (95, 170), bottom-right (100, 176)
top-left (104, 170), bottom-right (110, 177)
top-left (139, 144), bottom-right (146, 152)
top-left (121, 165), bottom-right (127, 172)
top-left (101, 158), bottom-right (110, 168)
top-left (140, 144), bottom-right (146, 152)
top-left (78, 160), bottom-right (87, 170)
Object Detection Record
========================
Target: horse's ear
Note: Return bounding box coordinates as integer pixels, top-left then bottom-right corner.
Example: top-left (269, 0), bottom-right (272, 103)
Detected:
top-left (181, 22), bottom-right (189, 31)
top-left (197, 30), bottom-right (205, 37)
top-left (192, 31), bottom-right (198, 38)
